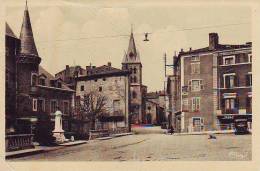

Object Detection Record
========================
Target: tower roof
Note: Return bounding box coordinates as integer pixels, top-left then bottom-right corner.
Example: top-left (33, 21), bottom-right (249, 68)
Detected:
top-left (122, 29), bottom-right (141, 63)
top-left (6, 22), bottom-right (18, 39)
top-left (19, 1), bottom-right (39, 56)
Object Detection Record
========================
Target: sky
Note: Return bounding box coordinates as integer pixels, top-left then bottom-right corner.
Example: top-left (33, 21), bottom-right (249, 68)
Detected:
top-left (5, 0), bottom-right (251, 92)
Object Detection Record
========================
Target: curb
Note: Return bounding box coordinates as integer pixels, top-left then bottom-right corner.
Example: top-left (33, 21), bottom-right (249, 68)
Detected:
top-left (6, 141), bottom-right (87, 159)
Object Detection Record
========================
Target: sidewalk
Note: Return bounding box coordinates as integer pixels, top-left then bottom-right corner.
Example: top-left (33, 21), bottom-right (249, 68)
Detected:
top-left (96, 132), bottom-right (134, 141)
top-left (6, 140), bottom-right (87, 159)
top-left (172, 130), bottom-right (235, 136)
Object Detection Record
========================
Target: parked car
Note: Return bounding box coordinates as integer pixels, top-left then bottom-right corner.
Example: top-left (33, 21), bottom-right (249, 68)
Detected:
top-left (234, 118), bottom-right (249, 135)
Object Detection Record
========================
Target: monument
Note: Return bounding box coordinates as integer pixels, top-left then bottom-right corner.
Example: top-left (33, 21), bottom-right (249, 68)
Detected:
top-left (52, 108), bottom-right (67, 143)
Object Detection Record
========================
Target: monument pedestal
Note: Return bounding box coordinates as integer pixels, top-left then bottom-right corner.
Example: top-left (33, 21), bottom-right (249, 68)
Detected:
top-left (52, 110), bottom-right (68, 143)
top-left (52, 130), bottom-right (67, 143)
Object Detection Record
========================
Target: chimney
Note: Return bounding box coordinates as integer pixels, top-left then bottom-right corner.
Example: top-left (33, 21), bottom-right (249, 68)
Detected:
top-left (209, 33), bottom-right (219, 50)
top-left (65, 65), bottom-right (70, 76)
top-left (107, 62), bottom-right (111, 67)
top-left (189, 47), bottom-right (192, 51)
top-left (180, 48), bottom-right (183, 52)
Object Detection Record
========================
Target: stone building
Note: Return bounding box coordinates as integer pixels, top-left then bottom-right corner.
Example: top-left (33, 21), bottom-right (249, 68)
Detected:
top-left (167, 33), bottom-right (252, 132)
top-left (145, 91), bottom-right (167, 125)
top-left (75, 62), bottom-right (130, 132)
top-left (55, 65), bottom-right (86, 90)
top-left (6, 3), bottom-right (74, 134)
top-left (5, 23), bottom-right (20, 133)
top-left (122, 30), bottom-right (147, 124)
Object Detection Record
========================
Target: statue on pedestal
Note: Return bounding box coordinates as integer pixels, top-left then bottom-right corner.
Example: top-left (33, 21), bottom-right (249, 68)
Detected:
top-left (52, 107), bottom-right (67, 143)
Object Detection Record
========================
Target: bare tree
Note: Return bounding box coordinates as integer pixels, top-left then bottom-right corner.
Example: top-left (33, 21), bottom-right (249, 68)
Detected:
top-left (80, 91), bottom-right (108, 130)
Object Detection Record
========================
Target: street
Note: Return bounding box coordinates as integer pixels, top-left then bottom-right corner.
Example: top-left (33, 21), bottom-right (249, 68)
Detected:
top-left (9, 129), bottom-right (251, 161)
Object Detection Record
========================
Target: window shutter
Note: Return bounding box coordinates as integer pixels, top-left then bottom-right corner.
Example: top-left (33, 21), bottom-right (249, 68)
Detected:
top-left (246, 74), bottom-right (249, 86)
top-left (201, 118), bottom-right (204, 124)
top-left (200, 80), bottom-right (204, 90)
top-left (221, 98), bottom-right (225, 108)
top-left (225, 76), bottom-right (229, 88)
top-left (188, 80), bottom-right (191, 91)
top-left (235, 97), bottom-right (239, 111)
top-left (234, 75), bottom-right (239, 87)
top-left (191, 99), bottom-right (193, 112)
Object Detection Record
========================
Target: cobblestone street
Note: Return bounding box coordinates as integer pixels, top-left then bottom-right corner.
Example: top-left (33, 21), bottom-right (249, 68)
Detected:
top-left (10, 130), bottom-right (251, 161)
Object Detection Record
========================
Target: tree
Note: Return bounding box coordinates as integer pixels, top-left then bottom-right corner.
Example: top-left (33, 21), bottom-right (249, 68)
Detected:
top-left (79, 91), bottom-right (108, 130)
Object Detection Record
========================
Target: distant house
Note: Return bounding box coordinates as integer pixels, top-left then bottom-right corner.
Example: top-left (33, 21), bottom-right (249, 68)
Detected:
top-left (167, 33), bottom-right (252, 133)
top-left (145, 91), bottom-right (167, 125)
top-left (55, 65), bottom-right (86, 90)
top-left (76, 62), bottom-right (130, 133)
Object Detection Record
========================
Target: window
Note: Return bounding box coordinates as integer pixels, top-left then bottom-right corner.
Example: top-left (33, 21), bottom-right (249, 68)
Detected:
top-left (133, 68), bottom-right (137, 74)
top-left (63, 101), bottom-right (69, 114)
top-left (191, 97), bottom-right (200, 112)
top-left (248, 54), bottom-right (252, 63)
top-left (192, 117), bottom-right (204, 131)
top-left (190, 80), bottom-right (203, 92)
top-left (224, 98), bottom-right (238, 114)
top-left (80, 85), bottom-right (84, 91)
top-left (39, 78), bottom-right (45, 86)
top-left (132, 91), bottom-right (137, 98)
top-left (113, 100), bottom-right (120, 113)
top-left (191, 63), bottom-right (200, 74)
top-left (130, 76), bottom-right (133, 83)
top-left (50, 100), bottom-right (57, 113)
top-left (182, 98), bottom-right (189, 111)
top-left (223, 56), bottom-right (235, 65)
top-left (191, 56), bottom-right (199, 61)
top-left (57, 81), bottom-right (62, 88)
top-left (31, 73), bottom-right (38, 86)
top-left (32, 98), bottom-right (37, 111)
top-left (224, 74), bottom-right (237, 88)
top-left (246, 74), bottom-right (252, 87)
top-left (193, 117), bottom-right (204, 127)
top-left (133, 76), bottom-right (137, 83)
top-left (38, 99), bottom-right (45, 112)
top-left (99, 86), bottom-right (102, 92)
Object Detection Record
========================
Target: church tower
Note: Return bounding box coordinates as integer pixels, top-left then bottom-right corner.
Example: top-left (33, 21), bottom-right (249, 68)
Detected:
top-left (122, 28), bottom-right (144, 124)
top-left (16, 1), bottom-right (41, 117)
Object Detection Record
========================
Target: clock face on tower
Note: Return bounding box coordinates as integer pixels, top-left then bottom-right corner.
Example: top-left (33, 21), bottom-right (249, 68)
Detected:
top-left (129, 52), bottom-right (134, 58)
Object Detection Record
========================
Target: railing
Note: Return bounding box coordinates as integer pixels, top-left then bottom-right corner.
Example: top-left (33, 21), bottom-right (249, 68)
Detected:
top-left (108, 127), bottom-right (128, 134)
top-left (89, 129), bottom-right (109, 140)
top-left (5, 134), bottom-right (34, 152)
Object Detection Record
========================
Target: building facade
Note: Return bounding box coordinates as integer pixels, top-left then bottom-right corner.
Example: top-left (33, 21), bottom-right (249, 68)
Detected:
top-left (6, 3), bottom-right (74, 134)
top-left (75, 63), bottom-right (130, 132)
top-left (122, 30), bottom-right (146, 124)
top-left (5, 23), bottom-right (20, 133)
top-left (167, 33), bottom-right (252, 132)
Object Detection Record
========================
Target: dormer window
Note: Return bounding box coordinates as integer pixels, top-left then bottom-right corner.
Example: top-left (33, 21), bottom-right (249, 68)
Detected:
top-left (39, 78), bottom-right (46, 86)
top-left (50, 80), bottom-right (55, 87)
top-left (31, 73), bottom-right (38, 86)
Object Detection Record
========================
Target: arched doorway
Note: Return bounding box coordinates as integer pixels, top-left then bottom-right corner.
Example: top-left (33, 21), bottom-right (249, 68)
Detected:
top-left (146, 113), bottom-right (152, 124)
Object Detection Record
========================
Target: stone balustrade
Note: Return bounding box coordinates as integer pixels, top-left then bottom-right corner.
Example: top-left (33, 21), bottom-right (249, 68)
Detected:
top-left (5, 134), bottom-right (34, 152)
